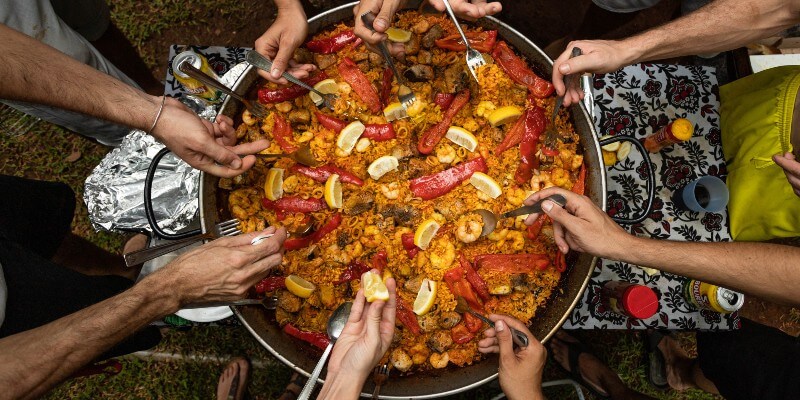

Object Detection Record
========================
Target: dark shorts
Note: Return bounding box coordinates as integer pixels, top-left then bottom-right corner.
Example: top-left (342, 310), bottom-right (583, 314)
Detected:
top-left (697, 318), bottom-right (800, 400)
top-left (0, 175), bottom-right (160, 358)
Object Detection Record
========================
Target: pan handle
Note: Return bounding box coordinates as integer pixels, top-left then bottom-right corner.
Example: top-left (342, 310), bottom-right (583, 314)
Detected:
top-left (143, 147), bottom-right (202, 239)
top-left (598, 136), bottom-right (655, 225)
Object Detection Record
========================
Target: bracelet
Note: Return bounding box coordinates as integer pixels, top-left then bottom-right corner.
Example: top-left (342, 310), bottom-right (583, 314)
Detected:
top-left (148, 95), bottom-right (167, 134)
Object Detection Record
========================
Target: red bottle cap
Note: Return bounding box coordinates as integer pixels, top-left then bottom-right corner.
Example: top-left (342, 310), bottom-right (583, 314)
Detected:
top-left (622, 285), bottom-right (659, 319)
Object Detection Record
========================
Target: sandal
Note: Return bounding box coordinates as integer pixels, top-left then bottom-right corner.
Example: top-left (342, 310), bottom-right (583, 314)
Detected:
top-left (278, 372), bottom-right (307, 400)
top-left (550, 336), bottom-right (611, 399)
top-left (217, 357), bottom-right (251, 400)
top-left (644, 330), bottom-right (670, 390)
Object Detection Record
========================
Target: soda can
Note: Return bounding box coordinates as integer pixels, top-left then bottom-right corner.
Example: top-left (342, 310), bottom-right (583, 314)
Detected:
top-left (171, 50), bottom-right (222, 103)
top-left (683, 280), bottom-right (744, 313)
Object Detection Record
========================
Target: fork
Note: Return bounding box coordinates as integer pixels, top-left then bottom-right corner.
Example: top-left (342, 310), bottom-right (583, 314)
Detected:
top-left (245, 51), bottom-right (337, 111)
top-left (123, 218), bottom-right (241, 267)
top-left (371, 363), bottom-right (389, 399)
top-left (439, 0), bottom-right (485, 82)
top-left (542, 47), bottom-right (583, 152)
top-left (454, 296), bottom-right (529, 348)
top-left (178, 62), bottom-right (267, 119)
top-left (360, 12), bottom-right (416, 109)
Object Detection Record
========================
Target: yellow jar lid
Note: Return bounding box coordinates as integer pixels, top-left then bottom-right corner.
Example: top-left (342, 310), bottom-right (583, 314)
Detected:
top-left (671, 118), bottom-right (694, 141)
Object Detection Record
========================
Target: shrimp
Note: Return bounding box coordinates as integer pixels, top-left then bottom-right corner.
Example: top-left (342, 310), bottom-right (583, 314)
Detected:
top-left (283, 175), bottom-right (299, 193)
top-left (551, 167), bottom-right (571, 188)
top-left (239, 217), bottom-right (265, 233)
top-left (429, 352), bottom-right (450, 369)
top-left (409, 342), bottom-right (431, 365)
top-left (411, 18), bottom-right (430, 34)
top-left (297, 130), bottom-right (314, 143)
top-left (391, 349), bottom-right (413, 372)
top-left (345, 241), bottom-right (364, 259)
top-left (241, 109), bottom-right (257, 126)
top-left (436, 144), bottom-right (457, 164)
top-left (429, 240), bottom-right (455, 270)
top-left (275, 101), bottom-right (293, 113)
top-left (337, 82), bottom-right (351, 94)
top-left (455, 214), bottom-right (483, 244)
top-left (360, 225), bottom-right (383, 248)
top-left (530, 170), bottom-right (554, 192)
top-left (488, 228), bottom-right (509, 242)
top-left (380, 182), bottom-right (400, 200)
top-left (323, 243), bottom-right (351, 265)
top-left (229, 188), bottom-right (260, 220)
top-left (506, 230), bottom-right (525, 251)
top-left (505, 187), bottom-right (527, 207)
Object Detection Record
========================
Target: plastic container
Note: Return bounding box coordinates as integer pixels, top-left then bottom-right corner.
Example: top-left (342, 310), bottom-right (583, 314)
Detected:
top-left (601, 281), bottom-right (659, 319)
top-left (643, 118), bottom-right (694, 152)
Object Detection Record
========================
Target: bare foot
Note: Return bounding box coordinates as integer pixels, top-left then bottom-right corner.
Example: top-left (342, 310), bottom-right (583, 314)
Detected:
top-left (550, 331), bottom-right (611, 397)
top-left (657, 335), bottom-right (697, 391)
top-left (217, 358), bottom-right (250, 400)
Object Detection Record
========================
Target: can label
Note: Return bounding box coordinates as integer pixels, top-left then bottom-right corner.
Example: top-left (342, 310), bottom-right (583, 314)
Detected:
top-left (643, 123), bottom-right (677, 152)
top-left (683, 280), bottom-right (743, 313)
top-left (171, 50), bottom-right (222, 103)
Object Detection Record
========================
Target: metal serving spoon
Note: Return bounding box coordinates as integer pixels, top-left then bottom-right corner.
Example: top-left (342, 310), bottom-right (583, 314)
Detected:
top-left (474, 194), bottom-right (567, 237)
top-left (297, 301), bottom-right (352, 400)
top-left (455, 296), bottom-right (529, 348)
top-left (182, 296), bottom-right (278, 310)
top-left (245, 50), bottom-right (337, 111)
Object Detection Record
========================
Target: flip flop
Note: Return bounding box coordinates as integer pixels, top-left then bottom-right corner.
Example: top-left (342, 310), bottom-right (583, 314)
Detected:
top-left (278, 372), bottom-right (307, 400)
top-left (644, 330), bottom-right (669, 390)
top-left (219, 357), bottom-right (251, 400)
top-left (550, 337), bottom-right (611, 399)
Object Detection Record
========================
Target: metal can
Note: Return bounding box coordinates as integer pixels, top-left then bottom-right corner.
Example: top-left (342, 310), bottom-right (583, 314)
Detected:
top-left (683, 280), bottom-right (744, 313)
top-left (643, 118), bottom-right (694, 153)
top-left (171, 50), bottom-right (222, 103)
top-left (601, 281), bottom-right (660, 319)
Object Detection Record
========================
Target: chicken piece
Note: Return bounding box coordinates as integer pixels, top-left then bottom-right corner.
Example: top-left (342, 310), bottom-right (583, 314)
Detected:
top-left (288, 109), bottom-right (310, 125)
top-left (275, 308), bottom-right (293, 326)
top-left (314, 53), bottom-right (337, 70)
top-left (391, 348), bottom-right (413, 372)
top-left (409, 342), bottom-right (431, 365)
top-left (511, 274), bottom-right (530, 293)
top-left (343, 190), bottom-right (375, 216)
top-left (416, 50), bottom-right (432, 65)
top-left (390, 143), bottom-right (415, 160)
top-left (379, 205), bottom-right (418, 226)
top-left (277, 290), bottom-right (302, 313)
top-left (418, 313), bottom-right (439, 333)
top-left (404, 64), bottom-right (434, 82)
top-left (368, 51), bottom-right (383, 67)
top-left (427, 330), bottom-right (453, 353)
top-left (318, 285), bottom-right (336, 309)
top-left (421, 24), bottom-right (443, 49)
top-left (405, 157), bottom-right (428, 178)
top-left (433, 197), bottom-right (466, 221)
top-left (404, 34), bottom-right (420, 56)
top-left (404, 275), bottom-right (424, 293)
top-left (439, 311), bottom-right (461, 329)
top-left (294, 48), bottom-right (313, 64)
top-left (444, 63), bottom-right (469, 94)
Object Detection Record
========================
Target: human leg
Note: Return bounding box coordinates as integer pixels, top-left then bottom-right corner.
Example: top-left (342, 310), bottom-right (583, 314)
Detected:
top-left (216, 357), bottom-right (250, 400)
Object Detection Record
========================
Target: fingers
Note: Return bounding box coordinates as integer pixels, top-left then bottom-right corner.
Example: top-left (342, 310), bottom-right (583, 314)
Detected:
top-left (375, 0), bottom-right (402, 32)
top-left (232, 139), bottom-right (270, 155)
top-left (270, 42), bottom-right (296, 81)
top-left (493, 320), bottom-right (515, 363)
top-left (382, 277), bottom-right (398, 328)
top-left (354, 0), bottom-right (389, 45)
top-left (551, 219), bottom-right (570, 253)
top-left (348, 289), bottom-right (368, 325)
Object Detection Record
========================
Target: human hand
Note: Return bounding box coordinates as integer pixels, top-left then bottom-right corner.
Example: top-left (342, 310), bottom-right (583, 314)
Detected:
top-left (352, 0), bottom-right (406, 57)
top-left (151, 97), bottom-right (269, 178)
top-left (523, 187), bottom-right (633, 259)
top-left (428, 0), bottom-right (502, 19)
top-left (773, 152), bottom-right (800, 197)
top-left (154, 227), bottom-right (287, 306)
top-left (327, 273), bottom-right (397, 380)
top-left (254, 0), bottom-right (316, 84)
top-left (477, 315), bottom-right (546, 400)
top-left (552, 40), bottom-right (635, 106)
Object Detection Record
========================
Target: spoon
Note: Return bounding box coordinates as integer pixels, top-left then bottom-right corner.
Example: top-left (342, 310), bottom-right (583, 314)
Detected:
top-left (182, 296), bottom-right (278, 310)
top-left (252, 143), bottom-right (319, 167)
top-left (454, 296), bottom-right (529, 348)
top-left (474, 194), bottom-right (567, 237)
top-left (297, 301), bottom-right (352, 400)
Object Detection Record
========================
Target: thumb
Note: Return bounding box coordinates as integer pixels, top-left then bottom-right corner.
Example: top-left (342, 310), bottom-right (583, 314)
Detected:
top-left (495, 320), bottom-right (515, 365)
top-left (541, 200), bottom-right (579, 228)
top-left (203, 140), bottom-right (243, 170)
top-left (270, 44), bottom-right (294, 80)
top-left (375, 2), bottom-right (400, 32)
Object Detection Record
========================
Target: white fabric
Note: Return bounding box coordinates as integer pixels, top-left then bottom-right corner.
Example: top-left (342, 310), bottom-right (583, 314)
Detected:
top-left (0, 0), bottom-right (138, 146)
top-left (592, 0), bottom-right (662, 13)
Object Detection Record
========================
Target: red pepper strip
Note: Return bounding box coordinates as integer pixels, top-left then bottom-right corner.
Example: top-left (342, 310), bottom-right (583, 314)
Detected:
top-left (541, 146), bottom-right (560, 157)
top-left (409, 157), bottom-right (487, 200)
top-left (443, 266), bottom-right (483, 311)
top-left (371, 250), bottom-right (388, 272)
top-left (526, 214), bottom-right (548, 240)
top-left (284, 213), bottom-right (342, 251)
top-left (290, 164), bottom-right (364, 186)
top-left (283, 323), bottom-right (330, 350)
top-left (418, 89), bottom-right (470, 154)
top-left (474, 254), bottom-right (551, 272)
top-left (434, 93), bottom-right (455, 110)
top-left (459, 254), bottom-right (490, 302)
top-left (464, 312), bottom-right (483, 333)
top-left (435, 30), bottom-right (497, 53)
top-left (380, 67), bottom-right (393, 107)
top-left (338, 57), bottom-right (381, 114)
top-left (494, 107), bottom-right (527, 154)
top-left (272, 114), bottom-right (299, 153)
top-left (362, 123), bottom-right (396, 141)
top-left (262, 196), bottom-right (326, 213)
top-left (451, 323), bottom-right (475, 344)
top-left (335, 260), bottom-right (371, 285)
top-left (572, 162), bottom-right (587, 195)
top-left (401, 232), bottom-right (420, 258)
top-left (258, 72), bottom-right (329, 103)
top-left (352, 37), bottom-right (364, 49)
top-left (396, 299), bottom-right (422, 335)
top-left (515, 106), bottom-right (547, 184)
top-left (305, 30), bottom-right (357, 54)
top-left (554, 250), bottom-right (567, 273)
top-left (255, 276), bottom-right (286, 293)
top-left (492, 41), bottom-right (554, 98)
top-left (315, 111), bottom-right (346, 133)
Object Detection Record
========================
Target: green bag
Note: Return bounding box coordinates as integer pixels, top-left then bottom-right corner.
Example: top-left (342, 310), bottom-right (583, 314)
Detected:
top-left (721, 65), bottom-right (800, 241)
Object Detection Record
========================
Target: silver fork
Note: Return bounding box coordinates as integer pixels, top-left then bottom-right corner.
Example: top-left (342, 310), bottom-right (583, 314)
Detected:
top-left (124, 218), bottom-right (241, 267)
top-left (371, 363), bottom-right (389, 399)
top-left (440, 0), bottom-right (485, 82)
top-left (360, 12), bottom-right (416, 109)
top-left (245, 51), bottom-right (337, 111)
top-left (178, 62), bottom-right (267, 119)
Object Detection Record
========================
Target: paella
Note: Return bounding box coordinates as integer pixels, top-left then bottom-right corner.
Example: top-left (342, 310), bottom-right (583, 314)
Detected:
top-left (222, 10), bottom-right (585, 373)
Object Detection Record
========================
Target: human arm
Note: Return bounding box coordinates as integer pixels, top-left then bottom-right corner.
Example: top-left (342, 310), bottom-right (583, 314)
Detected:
top-left (253, 0), bottom-right (317, 84)
top-left (0, 228), bottom-right (286, 399)
top-left (0, 23), bottom-right (268, 177)
top-left (317, 274), bottom-right (397, 400)
top-left (553, 0), bottom-right (800, 105)
top-left (524, 187), bottom-right (800, 306)
top-left (477, 315), bottom-right (546, 400)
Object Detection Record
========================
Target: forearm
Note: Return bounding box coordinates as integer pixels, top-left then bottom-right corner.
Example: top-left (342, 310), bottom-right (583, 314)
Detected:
top-left (613, 236), bottom-right (800, 306)
top-left (275, 0), bottom-right (304, 13)
top-left (316, 371), bottom-right (367, 400)
top-left (621, 0), bottom-right (800, 63)
top-left (0, 275), bottom-right (179, 399)
top-left (0, 24), bottom-right (157, 131)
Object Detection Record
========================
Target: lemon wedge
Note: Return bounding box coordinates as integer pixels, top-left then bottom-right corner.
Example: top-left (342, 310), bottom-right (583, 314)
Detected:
top-left (383, 102), bottom-right (409, 121)
top-left (600, 135), bottom-right (621, 152)
top-left (602, 150), bottom-right (618, 166)
top-left (324, 174), bottom-right (342, 209)
top-left (413, 279), bottom-right (437, 315)
top-left (336, 121), bottom-right (365, 155)
top-left (469, 172), bottom-right (502, 199)
top-left (264, 167), bottom-right (284, 201)
top-left (309, 78), bottom-right (338, 106)
top-left (361, 270), bottom-right (390, 302)
top-left (616, 141), bottom-right (632, 160)
top-left (414, 218), bottom-right (440, 250)
top-left (487, 105), bottom-right (523, 127)
top-left (285, 275), bottom-right (315, 298)
top-left (445, 126), bottom-right (478, 152)
top-left (386, 28), bottom-right (412, 43)
top-left (367, 155), bottom-right (399, 180)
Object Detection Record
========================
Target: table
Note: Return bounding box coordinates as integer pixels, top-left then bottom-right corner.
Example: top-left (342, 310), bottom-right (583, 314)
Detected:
top-left (163, 46), bottom-right (741, 330)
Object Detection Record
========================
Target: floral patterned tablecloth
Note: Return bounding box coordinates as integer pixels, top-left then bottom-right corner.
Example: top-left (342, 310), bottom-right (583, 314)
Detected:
top-left (563, 64), bottom-right (740, 330)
